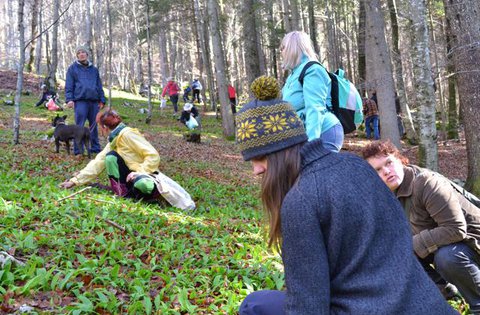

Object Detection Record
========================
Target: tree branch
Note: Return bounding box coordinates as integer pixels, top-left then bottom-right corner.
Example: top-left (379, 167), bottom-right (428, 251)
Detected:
top-left (57, 186), bottom-right (92, 202)
top-left (23, 0), bottom-right (75, 50)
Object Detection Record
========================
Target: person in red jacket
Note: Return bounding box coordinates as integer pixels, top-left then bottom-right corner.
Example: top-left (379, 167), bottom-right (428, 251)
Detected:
top-left (228, 84), bottom-right (237, 114)
top-left (161, 77), bottom-right (181, 114)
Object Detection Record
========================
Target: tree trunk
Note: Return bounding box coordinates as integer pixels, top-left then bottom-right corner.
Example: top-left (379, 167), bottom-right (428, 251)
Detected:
top-left (307, 0), bottom-right (319, 54)
top-left (26, 0), bottom-right (40, 72)
top-left (444, 0), bottom-right (480, 195)
top-left (407, 0), bottom-right (438, 170)
top-left (34, 0), bottom-right (43, 75)
top-left (85, 0), bottom-right (92, 54)
top-left (443, 13), bottom-right (458, 140)
top-left (47, 0), bottom-right (60, 88)
top-left (14, 0), bottom-right (26, 145)
top-left (357, 0), bottom-right (366, 95)
top-left (241, 0), bottom-right (261, 89)
top-left (145, 0), bottom-right (153, 124)
top-left (290, 0), bottom-right (301, 31)
top-left (281, 0), bottom-right (292, 33)
top-left (106, 0), bottom-right (112, 108)
top-left (366, 0), bottom-right (400, 148)
top-left (207, 0), bottom-right (234, 138)
top-left (387, 0), bottom-right (417, 143)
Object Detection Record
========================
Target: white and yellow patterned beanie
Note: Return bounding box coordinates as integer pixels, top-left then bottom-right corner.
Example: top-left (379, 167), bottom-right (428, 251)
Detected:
top-left (236, 76), bottom-right (307, 161)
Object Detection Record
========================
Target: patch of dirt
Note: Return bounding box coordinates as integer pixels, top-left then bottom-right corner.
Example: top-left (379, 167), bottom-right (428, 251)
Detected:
top-left (0, 69), bottom-right (45, 94)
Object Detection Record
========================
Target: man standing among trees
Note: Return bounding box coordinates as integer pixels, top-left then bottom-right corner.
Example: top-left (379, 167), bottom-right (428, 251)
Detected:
top-left (65, 46), bottom-right (105, 155)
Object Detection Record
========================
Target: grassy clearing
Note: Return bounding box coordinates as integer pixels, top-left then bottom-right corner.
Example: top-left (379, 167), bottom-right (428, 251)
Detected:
top-left (0, 93), bottom-right (283, 314)
top-left (0, 91), bottom-right (468, 314)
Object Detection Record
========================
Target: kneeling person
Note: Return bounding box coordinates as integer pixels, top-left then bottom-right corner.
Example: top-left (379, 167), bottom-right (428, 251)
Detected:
top-left (363, 140), bottom-right (480, 312)
top-left (60, 110), bottom-right (160, 200)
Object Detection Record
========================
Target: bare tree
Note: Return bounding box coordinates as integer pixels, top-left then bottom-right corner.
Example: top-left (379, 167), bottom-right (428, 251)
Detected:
top-left (207, 0), bottom-right (234, 137)
top-left (366, 0), bottom-right (400, 147)
top-left (443, 0), bottom-right (480, 194)
top-left (26, 0), bottom-right (40, 72)
top-left (14, 0), bottom-right (26, 145)
top-left (407, 0), bottom-right (438, 169)
top-left (47, 0), bottom-right (60, 89)
top-left (241, 0), bottom-right (261, 88)
top-left (145, 0), bottom-right (153, 124)
top-left (387, 0), bottom-right (417, 143)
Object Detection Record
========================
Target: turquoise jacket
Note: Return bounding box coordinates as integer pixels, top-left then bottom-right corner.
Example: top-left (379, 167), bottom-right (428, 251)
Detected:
top-left (282, 56), bottom-right (340, 141)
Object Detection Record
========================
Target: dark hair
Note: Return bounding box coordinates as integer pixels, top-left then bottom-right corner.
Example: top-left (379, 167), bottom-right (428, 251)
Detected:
top-left (362, 140), bottom-right (409, 165)
top-left (96, 110), bottom-right (122, 130)
top-left (261, 143), bottom-right (303, 250)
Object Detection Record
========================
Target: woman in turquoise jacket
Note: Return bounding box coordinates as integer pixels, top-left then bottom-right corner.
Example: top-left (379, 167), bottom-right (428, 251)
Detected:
top-left (280, 31), bottom-right (344, 152)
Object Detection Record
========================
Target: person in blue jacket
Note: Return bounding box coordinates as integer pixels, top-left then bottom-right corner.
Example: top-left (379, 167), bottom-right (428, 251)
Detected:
top-left (236, 76), bottom-right (457, 315)
top-left (280, 31), bottom-right (344, 152)
top-left (65, 46), bottom-right (106, 154)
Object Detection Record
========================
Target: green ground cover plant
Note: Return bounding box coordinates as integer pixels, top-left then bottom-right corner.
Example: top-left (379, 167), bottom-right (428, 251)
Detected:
top-left (0, 91), bottom-right (468, 314)
top-left (0, 93), bottom-right (284, 314)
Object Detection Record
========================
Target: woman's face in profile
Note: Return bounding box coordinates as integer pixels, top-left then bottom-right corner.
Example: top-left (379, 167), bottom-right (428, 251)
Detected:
top-left (251, 157), bottom-right (268, 176)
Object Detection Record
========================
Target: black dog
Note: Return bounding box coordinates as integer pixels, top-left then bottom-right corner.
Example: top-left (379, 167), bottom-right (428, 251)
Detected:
top-left (52, 115), bottom-right (91, 158)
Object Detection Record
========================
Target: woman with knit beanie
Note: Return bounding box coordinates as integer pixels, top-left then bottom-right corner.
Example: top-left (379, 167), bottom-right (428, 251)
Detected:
top-left (280, 31), bottom-right (344, 152)
top-left (237, 76), bottom-right (456, 314)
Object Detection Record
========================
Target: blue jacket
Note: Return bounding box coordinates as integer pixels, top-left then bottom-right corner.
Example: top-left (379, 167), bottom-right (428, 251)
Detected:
top-left (280, 139), bottom-right (457, 314)
top-left (282, 56), bottom-right (340, 141)
top-left (65, 61), bottom-right (106, 103)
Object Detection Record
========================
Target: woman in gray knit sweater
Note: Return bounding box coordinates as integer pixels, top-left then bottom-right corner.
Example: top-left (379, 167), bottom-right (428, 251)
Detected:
top-left (236, 76), bottom-right (457, 315)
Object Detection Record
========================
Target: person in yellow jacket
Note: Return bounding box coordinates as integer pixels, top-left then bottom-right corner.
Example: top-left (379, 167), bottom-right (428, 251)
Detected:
top-left (60, 110), bottom-right (161, 200)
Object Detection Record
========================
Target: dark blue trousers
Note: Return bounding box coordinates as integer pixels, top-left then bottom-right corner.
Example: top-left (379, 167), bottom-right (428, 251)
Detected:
top-left (74, 100), bottom-right (101, 154)
top-left (239, 290), bottom-right (286, 315)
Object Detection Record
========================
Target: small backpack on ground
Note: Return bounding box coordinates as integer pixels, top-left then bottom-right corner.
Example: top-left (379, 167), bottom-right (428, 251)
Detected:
top-left (299, 61), bottom-right (363, 134)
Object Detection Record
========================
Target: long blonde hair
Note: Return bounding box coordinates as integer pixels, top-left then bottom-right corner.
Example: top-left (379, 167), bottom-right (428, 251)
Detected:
top-left (261, 143), bottom-right (303, 250)
top-left (280, 31), bottom-right (318, 70)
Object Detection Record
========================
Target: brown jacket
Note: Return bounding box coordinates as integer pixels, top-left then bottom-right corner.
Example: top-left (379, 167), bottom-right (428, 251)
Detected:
top-left (396, 165), bottom-right (480, 258)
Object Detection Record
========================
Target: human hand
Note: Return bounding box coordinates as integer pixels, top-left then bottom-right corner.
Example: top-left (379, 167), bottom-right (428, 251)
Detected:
top-left (126, 172), bottom-right (139, 182)
top-left (59, 181), bottom-right (75, 189)
top-left (99, 102), bottom-right (105, 109)
top-left (67, 101), bottom-right (75, 108)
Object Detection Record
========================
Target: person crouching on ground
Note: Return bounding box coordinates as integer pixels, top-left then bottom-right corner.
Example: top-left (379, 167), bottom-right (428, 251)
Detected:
top-left (179, 103), bottom-right (199, 126)
top-left (362, 139), bottom-right (480, 312)
top-left (60, 110), bottom-right (162, 201)
top-left (236, 76), bottom-right (456, 315)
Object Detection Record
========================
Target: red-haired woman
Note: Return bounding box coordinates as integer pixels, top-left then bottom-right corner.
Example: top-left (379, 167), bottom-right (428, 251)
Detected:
top-left (60, 110), bottom-right (161, 200)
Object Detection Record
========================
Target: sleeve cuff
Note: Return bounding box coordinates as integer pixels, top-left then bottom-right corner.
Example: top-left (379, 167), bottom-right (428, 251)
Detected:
top-left (413, 230), bottom-right (438, 258)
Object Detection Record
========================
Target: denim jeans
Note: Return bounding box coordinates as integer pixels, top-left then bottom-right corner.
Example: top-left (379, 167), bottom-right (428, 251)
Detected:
top-left (365, 115), bottom-right (380, 140)
top-left (239, 290), bottom-right (286, 315)
top-left (320, 123), bottom-right (344, 152)
top-left (74, 100), bottom-right (101, 154)
top-left (434, 243), bottom-right (480, 313)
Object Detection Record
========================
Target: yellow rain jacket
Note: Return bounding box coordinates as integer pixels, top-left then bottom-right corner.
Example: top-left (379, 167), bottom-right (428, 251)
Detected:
top-left (70, 126), bottom-right (160, 185)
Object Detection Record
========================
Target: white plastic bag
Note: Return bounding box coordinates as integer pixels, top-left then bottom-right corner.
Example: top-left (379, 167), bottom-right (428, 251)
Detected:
top-left (186, 116), bottom-right (199, 130)
top-left (147, 172), bottom-right (196, 211)
top-left (160, 99), bottom-right (167, 109)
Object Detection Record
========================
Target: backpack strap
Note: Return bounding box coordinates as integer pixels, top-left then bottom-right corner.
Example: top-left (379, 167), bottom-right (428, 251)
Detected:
top-left (298, 61), bottom-right (321, 86)
top-left (298, 60), bottom-right (339, 116)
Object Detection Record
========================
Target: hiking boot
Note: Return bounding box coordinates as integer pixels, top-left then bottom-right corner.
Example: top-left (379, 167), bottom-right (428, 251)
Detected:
top-left (437, 283), bottom-right (460, 300)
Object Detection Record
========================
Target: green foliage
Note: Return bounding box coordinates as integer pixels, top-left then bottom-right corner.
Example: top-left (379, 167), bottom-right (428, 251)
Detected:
top-left (0, 91), bottom-right (282, 314)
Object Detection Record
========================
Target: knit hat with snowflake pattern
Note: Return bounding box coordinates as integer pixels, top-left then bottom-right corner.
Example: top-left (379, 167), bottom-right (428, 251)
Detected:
top-left (236, 76), bottom-right (307, 161)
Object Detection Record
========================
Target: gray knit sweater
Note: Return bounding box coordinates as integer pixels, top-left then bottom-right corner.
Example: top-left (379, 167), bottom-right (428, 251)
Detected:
top-left (280, 139), bottom-right (456, 314)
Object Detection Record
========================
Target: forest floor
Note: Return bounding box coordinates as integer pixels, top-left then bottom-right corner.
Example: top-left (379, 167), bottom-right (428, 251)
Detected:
top-left (0, 69), bottom-right (470, 314)
top-left (0, 69), bottom-right (468, 181)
